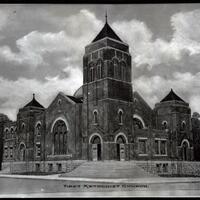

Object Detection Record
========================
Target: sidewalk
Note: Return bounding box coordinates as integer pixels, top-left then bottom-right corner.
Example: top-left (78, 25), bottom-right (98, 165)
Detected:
top-left (0, 173), bottom-right (200, 184)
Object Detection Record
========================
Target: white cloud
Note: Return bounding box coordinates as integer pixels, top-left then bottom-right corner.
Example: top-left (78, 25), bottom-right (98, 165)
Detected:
top-left (0, 9), bottom-right (102, 69)
top-left (1, 7), bottom-right (200, 120)
top-left (134, 71), bottom-right (200, 114)
top-left (0, 67), bottom-right (83, 121)
top-left (112, 9), bottom-right (200, 68)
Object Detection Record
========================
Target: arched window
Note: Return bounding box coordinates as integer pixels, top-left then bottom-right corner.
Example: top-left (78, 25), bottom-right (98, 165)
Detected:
top-left (58, 99), bottom-right (62, 106)
top-left (96, 60), bottom-right (103, 79)
top-left (36, 122), bottom-right (42, 136)
top-left (93, 110), bottom-right (98, 124)
top-left (5, 128), bottom-right (9, 139)
top-left (118, 109), bottom-right (123, 124)
top-left (90, 67), bottom-right (94, 82)
top-left (120, 61), bottom-right (126, 81)
top-left (10, 127), bottom-right (14, 138)
top-left (162, 121), bottom-right (168, 130)
top-left (181, 121), bottom-right (186, 131)
top-left (53, 120), bottom-right (67, 155)
top-left (133, 118), bottom-right (144, 129)
top-left (181, 140), bottom-right (190, 161)
top-left (134, 98), bottom-right (138, 104)
top-left (113, 58), bottom-right (119, 79)
top-left (21, 123), bottom-right (25, 131)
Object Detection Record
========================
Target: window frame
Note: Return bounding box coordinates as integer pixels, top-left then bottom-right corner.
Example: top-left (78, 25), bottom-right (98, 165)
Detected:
top-left (138, 137), bottom-right (148, 156)
top-left (154, 138), bottom-right (167, 156)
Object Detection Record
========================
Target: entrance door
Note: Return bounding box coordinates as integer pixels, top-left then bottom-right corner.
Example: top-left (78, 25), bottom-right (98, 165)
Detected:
top-left (19, 143), bottom-right (26, 161)
top-left (116, 135), bottom-right (126, 161)
top-left (92, 144), bottom-right (98, 161)
top-left (91, 135), bottom-right (101, 161)
top-left (182, 142), bottom-right (188, 161)
top-left (120, 144), bottom-right (125, 161)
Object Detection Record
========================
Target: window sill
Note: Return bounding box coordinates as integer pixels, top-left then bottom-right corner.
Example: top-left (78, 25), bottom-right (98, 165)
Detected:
top-left (138, 154), bottom-right (148, 156)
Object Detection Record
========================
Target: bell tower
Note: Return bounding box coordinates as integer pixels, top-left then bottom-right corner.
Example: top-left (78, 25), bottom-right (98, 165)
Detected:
top-left (82, 15), bottom-right (133, 160)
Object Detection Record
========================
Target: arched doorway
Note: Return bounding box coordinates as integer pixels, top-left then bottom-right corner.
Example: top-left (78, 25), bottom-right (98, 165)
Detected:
top-left (19, 143), bottom-right (26, 161)
top-left (52, 120), bottom-right (68, 155)
top-left (90, 135), bottom-right (102, 161)
top-left (115, 134), bottom-right (127, 161)
top-left (182, 140), bottom-right (189, 161)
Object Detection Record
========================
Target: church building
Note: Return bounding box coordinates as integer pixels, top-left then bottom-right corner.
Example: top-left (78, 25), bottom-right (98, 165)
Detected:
top-left (0, 17), bottom-right (195, 173)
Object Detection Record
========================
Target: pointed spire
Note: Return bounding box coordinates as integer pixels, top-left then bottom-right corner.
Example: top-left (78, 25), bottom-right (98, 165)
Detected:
top-left (105, 9), bottom-right (108, 23)
top-left (160, 88), bottom-right (185, 103)
top-left (92, 11), bottom-right (123, 43)
top-left (23, 93), bottom-right (44, 109)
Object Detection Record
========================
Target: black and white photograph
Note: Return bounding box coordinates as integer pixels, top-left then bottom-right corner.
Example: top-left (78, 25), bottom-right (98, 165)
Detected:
top-left (1, 3), bottom-right (200, 197)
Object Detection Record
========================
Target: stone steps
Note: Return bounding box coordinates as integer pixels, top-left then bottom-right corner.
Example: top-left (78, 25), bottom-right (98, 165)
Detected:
top-left (61, 161), bottom-right (156, 178)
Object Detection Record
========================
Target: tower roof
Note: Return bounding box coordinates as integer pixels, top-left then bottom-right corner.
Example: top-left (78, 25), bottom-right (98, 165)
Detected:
top-left (24, 94), bottom-right (44, 108)
top-left (160, 89), bottom-right (185, 103)
top-left (92, 21), bottom-right (123, 43)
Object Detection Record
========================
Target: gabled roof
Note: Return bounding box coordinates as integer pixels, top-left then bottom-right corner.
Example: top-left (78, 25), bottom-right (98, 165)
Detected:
top-left (92, 21), bottom-right (123, 43)
top-left (24, 94), bottom-right (44, 108)
top-left (133, 91), bottom-right (153, 112)
top-left (160, 89), bottom-right (185, 103)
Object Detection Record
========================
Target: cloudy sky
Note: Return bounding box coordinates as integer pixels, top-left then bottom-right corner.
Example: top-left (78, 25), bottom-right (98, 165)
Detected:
top-left (0, 4), bottom-right (200, 120)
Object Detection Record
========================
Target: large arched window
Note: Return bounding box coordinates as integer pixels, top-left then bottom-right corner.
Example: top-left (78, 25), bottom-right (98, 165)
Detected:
top-left (53, 120), bottom-right (68, 155)
top-left (133, 118), bottom-right (144, 129)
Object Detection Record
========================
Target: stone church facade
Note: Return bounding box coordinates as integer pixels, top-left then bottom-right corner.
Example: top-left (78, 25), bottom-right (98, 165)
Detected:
top-left (0, 19), bottom-right (197, 172)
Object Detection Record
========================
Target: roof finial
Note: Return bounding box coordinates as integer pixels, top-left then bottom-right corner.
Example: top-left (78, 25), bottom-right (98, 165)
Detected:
top-left (105, 9), bottom-right (108, 23)
top-left (33, 93), bottom-right (35, 99)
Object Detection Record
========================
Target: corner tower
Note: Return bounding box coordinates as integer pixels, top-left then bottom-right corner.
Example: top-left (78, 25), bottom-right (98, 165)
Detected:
top-left (82, 17), bottom-right (134, 161)
top-left (154, 89), bottom-right (193, 161)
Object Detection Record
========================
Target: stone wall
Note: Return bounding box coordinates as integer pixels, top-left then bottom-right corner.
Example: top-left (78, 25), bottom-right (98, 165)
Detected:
top-left (2, 160), bottom-right (85, 174)
top-left (136, 160), bottom-right (200, 176)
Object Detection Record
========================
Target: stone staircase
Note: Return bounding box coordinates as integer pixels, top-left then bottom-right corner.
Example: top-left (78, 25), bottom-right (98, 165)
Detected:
top-left (61, 161), bottom-right (157, 179)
